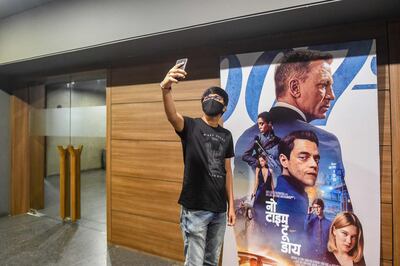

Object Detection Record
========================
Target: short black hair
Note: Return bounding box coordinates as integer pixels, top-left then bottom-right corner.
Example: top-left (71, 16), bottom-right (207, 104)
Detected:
top-left (312, 198), bottom-right (325, 210)
top-left (275, 50), bottom-right (333, 98)
top-left (257, 111), bottom-right (272, 123)
top-left (278, 130), bottom-right (319, 159)
top-left (201, 86), bottom-right (229, 106)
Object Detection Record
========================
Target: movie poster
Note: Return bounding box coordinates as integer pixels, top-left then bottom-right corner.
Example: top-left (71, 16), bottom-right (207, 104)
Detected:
top-left (220, 40), bottom-right (379, 266)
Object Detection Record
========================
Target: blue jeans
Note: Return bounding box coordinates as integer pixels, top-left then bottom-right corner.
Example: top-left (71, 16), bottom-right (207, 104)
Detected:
top-left (180, 207), bottom-right (227, 266)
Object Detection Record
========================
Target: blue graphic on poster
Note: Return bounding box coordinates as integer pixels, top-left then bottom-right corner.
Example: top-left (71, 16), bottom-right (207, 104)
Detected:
top-left (220, 40), bottom-right (379, 266)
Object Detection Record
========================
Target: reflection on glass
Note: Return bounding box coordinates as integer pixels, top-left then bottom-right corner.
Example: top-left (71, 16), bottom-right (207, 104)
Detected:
top-left (28, 77), bottom-right (107, 230)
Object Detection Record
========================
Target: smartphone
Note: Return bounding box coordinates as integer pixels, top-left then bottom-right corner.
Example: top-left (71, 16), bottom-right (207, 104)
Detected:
top-left (176, 58), bottom-right (188, 71)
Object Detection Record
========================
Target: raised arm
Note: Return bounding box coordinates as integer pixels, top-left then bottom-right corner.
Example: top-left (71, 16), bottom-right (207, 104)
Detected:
top-left (160, 64), bottom-right (187, 132)
top-left (225, 158), bottom-right (236, 226)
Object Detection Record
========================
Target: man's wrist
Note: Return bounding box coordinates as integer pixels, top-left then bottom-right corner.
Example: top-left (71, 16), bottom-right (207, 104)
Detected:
top-left (160, 82), bottom-right (171, 90)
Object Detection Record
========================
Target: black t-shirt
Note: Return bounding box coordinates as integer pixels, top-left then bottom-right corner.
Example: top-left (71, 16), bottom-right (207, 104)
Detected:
top-left (176, 116), bottom-right (235, 212)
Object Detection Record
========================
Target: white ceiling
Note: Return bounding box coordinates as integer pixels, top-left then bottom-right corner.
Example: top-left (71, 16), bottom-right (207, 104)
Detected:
top-left (0, 0), bottom-right (55, 20)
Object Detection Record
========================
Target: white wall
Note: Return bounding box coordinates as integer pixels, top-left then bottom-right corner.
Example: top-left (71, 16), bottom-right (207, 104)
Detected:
top-left (0, 89), bottom-right (10, 216)
top-left (0, 0), bottom-right (322, 64)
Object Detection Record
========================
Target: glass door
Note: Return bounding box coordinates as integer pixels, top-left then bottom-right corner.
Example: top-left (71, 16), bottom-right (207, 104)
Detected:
top-left (30, 73), bottom-right (106, 231)
top-left (70, 78), bottom-right (106, 230)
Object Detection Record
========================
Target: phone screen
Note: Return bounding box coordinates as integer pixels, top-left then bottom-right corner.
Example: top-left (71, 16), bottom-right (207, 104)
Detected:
top-left (176, 58), bottom-right (188, 71)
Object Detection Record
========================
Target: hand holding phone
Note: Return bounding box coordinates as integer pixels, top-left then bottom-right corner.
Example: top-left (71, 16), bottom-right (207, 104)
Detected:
top-left (160, 59), bottom-right (188, 90)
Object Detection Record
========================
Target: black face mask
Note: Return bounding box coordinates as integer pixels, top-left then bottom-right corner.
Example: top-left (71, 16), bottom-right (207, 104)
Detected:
top-left (202, 99), bottom-right (225, 117)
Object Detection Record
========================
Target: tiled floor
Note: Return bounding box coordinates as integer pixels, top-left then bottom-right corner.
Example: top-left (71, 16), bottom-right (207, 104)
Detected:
top-left (42, 169), bottom-right (107, 232)
top-left (0, 169), bottom-right (182, 265)
top-left (0, 214), bottom-right (182, 266)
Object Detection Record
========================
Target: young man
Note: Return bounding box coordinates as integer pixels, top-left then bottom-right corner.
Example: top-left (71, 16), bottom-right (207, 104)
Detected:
top-left (160, 63), bottom-right (235, 266)
top-left (304, 198), bottom-right (332, 258)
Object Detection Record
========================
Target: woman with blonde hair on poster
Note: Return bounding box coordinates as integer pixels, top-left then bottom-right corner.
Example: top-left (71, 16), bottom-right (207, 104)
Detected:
top-left (324, 212), bottom-right (365, 266)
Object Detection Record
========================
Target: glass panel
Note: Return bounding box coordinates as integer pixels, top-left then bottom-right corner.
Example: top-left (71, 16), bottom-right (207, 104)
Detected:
top-left (45, 83), bottom-right (72, 177)
top-left (28, 75), bottom-right (106, 229)
top-left (71, 78), bottom-right (106, 229)
top-left (29, 82), bottom-right (71, 216)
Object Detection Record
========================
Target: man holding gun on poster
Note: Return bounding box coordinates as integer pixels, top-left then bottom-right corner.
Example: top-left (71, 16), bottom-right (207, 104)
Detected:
top-left (160, 59), bottom-right (235, 266)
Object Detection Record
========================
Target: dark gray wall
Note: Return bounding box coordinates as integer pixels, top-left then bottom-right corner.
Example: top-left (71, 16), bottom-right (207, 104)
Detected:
top-left (0, 89), bottom-right (10, 216)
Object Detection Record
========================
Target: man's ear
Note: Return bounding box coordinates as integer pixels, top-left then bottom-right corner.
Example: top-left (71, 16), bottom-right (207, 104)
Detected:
top-left (222, 106), bottom-right (227, 112)
top-left (279, 154), bottom-right (289, 168)
top-left (289, 79), bottom-right (301, 98)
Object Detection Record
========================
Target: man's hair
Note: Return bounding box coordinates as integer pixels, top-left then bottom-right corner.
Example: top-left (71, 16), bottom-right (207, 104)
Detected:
top-left (201, 86), bottom-right (229, 106)
top-left (257, 111), bottom-right (272, 123)
top-left (278, 130), bottom-right (319, 159)
top-left (274, 50), bottom-right (333, 98)
top-left (312, 198), bottom-right (325, 210)
top-left (328, 212), bottom-right (364, 262)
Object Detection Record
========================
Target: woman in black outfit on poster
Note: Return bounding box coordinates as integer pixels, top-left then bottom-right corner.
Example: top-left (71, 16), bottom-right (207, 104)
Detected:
top-left (251, 154), bottom-right (274, 226)
top-left (324, 212), bottom-right (366, 266)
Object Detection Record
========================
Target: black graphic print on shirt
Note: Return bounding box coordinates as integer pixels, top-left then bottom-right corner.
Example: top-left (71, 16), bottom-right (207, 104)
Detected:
top-left (203, 132), bottom-right (226, 179)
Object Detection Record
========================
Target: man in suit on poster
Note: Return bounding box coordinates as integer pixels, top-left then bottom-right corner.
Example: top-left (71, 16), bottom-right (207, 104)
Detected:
top-left (274, 130), bottom-right (320, 239)
top-left (237, 49), bottom-right (352, 211)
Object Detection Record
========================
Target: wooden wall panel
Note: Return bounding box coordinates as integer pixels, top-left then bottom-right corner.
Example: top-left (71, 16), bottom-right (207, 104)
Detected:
top-left (111, 140), bottom-right (183, 182)
top-left (111, 210), bottom-right (184, 261)
top-left (111, 79), bottom-right (219, 104)
top-left (29, 84), bottom-right (46, 210)
top-left (382, 260), bottom-right (393, 266)
top-left (10, 96), bottom-right (30, 215)
top-left (381, 203), bottom-right (392, 260)
top-left (29, 136), bottom-right (45, 209)
top-left (112, 100), bottom-right (202, 141)
top-left (381, 146), bottom-right (392, 204)
top-left (388, 21), bottom-right (400, 266)
top-left (378, 90), bottom-right (391, 146)
top-left (377, 64), bottom-right (389, 92)
top-left (112, 175), bottom-right (181, 223)
top-left (107, 86), bottom-right (112, 241)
